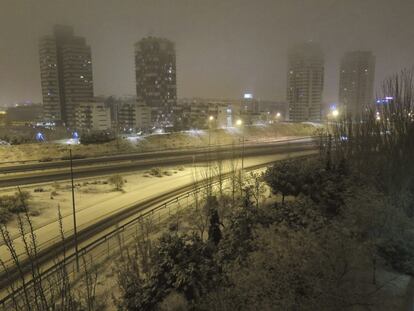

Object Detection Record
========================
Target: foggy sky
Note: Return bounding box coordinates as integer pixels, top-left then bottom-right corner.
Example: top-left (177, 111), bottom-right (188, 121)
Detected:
top-left (1, 0), bottom-right (414, 107)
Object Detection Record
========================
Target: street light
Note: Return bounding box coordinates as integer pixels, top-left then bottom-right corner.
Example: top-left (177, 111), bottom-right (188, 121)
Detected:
top-left (208, 115), bottom-right (215, 192)
top-left (69, 149), bottom-right (79, 271)
top-left (236, 119), bottom-right (245, 170)
top-left (332, 109), bottom-right (339, 118)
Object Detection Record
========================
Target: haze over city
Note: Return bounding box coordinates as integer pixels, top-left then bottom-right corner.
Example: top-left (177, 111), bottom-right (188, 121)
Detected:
top-left (1, 0), bottom-right (414, 107)
top-left (0, 1), bottom-right (414, 310)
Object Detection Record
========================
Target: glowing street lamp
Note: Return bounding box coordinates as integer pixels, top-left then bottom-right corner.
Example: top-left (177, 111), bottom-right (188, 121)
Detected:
top-left (209, 115), bottom-right (214, 121)
top-left (276, 112), bottom-right (281, 118)
top-left (332, 109), bottom-right (339, 118)
top-left (236, 119), bottom-right (243, 126)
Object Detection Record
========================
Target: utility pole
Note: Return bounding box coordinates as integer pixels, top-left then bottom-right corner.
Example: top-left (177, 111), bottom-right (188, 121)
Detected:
top-left (208, 116), bottom-right (214, 195)
top-left (116, 101), bottom-right (120, 151)
top-left (241, 132), bottom-right (245, 171)
top-left (69, 149), bottom-right (80, 272)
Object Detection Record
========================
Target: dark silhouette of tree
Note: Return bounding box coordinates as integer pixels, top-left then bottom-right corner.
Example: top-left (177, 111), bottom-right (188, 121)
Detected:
top-left (207, 196), bottom-right (222, 246)
top-left (264, 160), bottom-right (302, 204)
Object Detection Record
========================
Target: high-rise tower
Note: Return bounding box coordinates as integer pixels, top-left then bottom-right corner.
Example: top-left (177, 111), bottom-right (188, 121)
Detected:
top-left (39, 25), bottom-right (93, 126)
top-left (339, 51), bottom-right (375, 119)
top-left (135, 37), bottom-right (176, 127)
top-left (287, 42), bottom-right (324, 122)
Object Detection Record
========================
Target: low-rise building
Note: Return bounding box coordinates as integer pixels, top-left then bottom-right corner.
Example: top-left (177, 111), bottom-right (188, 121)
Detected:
top-left (6, 103), bottom-right (44, 126)
top-left (118, 102), bottom-right (151, 132)
top-left (174, 97), bottom-right (288, 129)
top-left (75, 102), bottom-right (111, 132)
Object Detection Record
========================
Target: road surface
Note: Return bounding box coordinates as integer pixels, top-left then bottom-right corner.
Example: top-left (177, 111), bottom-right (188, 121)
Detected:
top-left (0, 137), bottom-right (315, 187)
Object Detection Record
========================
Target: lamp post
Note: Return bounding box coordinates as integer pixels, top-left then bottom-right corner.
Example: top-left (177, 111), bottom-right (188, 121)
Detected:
top-left (236, 119), bottom-right (244, 170)
top-left (208, 115), bottom-right (214, 148)
top-left (69, 149), bottom-right (80, 272)
top-left (208, 115), bottom-right (214, 192)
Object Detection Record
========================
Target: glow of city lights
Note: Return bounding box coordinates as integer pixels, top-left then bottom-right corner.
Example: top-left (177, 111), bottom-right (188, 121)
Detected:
top-left (243, 93), bottom-right (253, 99)
top-left (209, 115), bottom-right (214, 121)
top-left (236, 119), bottom-right (243, 126)
top-left (276, 112), bottom-right (281, 117)
top-left (332, 109), bottom-right (339, 117)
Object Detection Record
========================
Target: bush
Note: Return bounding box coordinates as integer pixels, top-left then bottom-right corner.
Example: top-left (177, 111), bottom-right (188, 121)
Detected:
top-left (0, 191), bottom-right (31, 214)
top-left (108, 174), bottom-right (125, 191)
top-left (149, 168), bottom-right (163, 177)
top-left (79, 132), bottom-right (115, 145)
top-left (0, 208), bottom-right (12, 224)
top-left (378, 238), bottom-right (414, 275)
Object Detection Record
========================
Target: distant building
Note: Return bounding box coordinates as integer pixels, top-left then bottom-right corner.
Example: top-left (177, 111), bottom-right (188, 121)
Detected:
top-left (0, 110), bottom-right (6, 127)
top-left (287, 42), bottom-right (324, 122)
top-left (6, 103), bottom-right (44, 126)
top-left (74, 102), bottom-right (111, 132)
top-left (339, 51), bottom-right (375, 119)
top-left (242, 93), bottom-right (259, 114)
top-left (174, 97), bottom-right (287, 129)
top-left (258, 100), bottom-right (288, 121)
top-left (175, 98), bottom-right (239, 129)
top-left (118, 102), bottom-right (151, 132)
top-left (135, 37), bottom-right (177, 127)
top-left (39, 25), bottom-right (94, 127)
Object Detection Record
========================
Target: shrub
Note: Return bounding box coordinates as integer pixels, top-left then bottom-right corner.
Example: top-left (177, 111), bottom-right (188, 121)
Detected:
top-left (0, 208), bottom-right (12, 224)
top-left (0, 191), bottom-right (31, 214)
top-left (108, 174), bottom-right (125, 191)
top-left (149, 168), bottom-right (163, 177)
top-left (79, 132), bottom-right (115, 145)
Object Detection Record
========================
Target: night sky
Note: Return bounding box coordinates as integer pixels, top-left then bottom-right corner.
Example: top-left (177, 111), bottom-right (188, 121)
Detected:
top-left (1, 0), bottom-right (414, 106)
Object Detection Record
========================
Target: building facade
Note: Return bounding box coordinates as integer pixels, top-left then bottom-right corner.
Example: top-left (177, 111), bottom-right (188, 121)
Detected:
top-left (39, 25), bottom-right (94, 127)
top-left (287, 42), bottom-right (324, 122)
top-left (339, 51), bottom-right (375, 119)
top-left (174, 97), bottom-right (287, 129)
top-left (135, 37), bottom-right (177, 127)
top-left (118, 102), bottom-right (151, 131)
top-left (74, 102), bottom-right (111, 132)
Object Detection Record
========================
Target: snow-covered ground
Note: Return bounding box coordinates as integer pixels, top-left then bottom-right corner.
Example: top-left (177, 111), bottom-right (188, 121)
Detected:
top-left (0, 123), bottom-right (318, 164)
top-left (0, 150), bottom-right (316, 268)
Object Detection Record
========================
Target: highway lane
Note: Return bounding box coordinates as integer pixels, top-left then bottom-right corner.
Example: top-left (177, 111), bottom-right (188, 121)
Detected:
top-left (0, 138), bottom-right (316, 187)
top-left (0, 137), bottom-right (312, 174)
